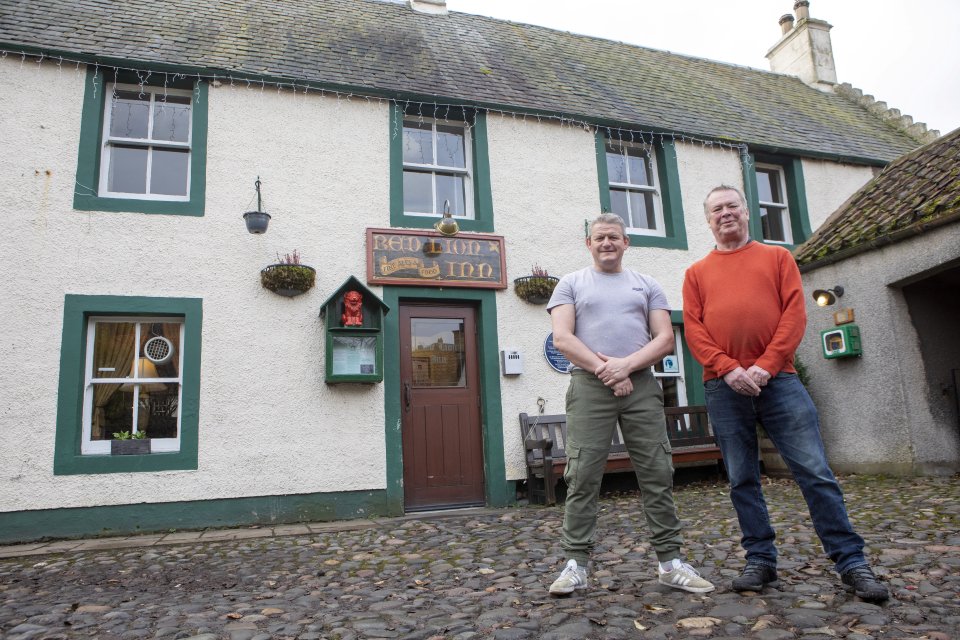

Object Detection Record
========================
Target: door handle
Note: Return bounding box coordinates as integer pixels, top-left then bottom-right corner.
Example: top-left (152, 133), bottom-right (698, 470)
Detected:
top-left (404, 382), bottom-right (411, 411)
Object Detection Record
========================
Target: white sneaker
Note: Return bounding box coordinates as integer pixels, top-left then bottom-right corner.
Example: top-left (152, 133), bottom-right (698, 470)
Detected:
top-left (549, 559), bottom-right (588, 595)
top-left (657, 558), bottom-right (716, 593)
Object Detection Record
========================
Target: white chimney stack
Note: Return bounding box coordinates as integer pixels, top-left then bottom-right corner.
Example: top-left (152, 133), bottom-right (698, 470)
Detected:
top-left (408, 0), bottom-right (447, 15)
top-left (766, 1), bottom-right (837, 92)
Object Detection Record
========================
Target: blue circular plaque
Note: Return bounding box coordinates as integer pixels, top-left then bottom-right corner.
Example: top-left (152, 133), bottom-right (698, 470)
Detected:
top-left (544, 332), bottom-right (572, 373)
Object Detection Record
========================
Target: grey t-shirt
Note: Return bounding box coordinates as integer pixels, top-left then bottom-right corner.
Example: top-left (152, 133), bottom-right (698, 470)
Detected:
top-left (547, 267), bottom-right (670, 369)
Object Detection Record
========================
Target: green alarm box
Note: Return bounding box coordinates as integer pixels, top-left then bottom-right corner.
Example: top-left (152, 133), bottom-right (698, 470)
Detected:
top-left (820, 324), bottom-right (862, 359)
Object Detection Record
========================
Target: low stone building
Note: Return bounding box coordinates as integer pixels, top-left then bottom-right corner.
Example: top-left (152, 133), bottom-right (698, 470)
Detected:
top-left (795, 127), bottom-right (960, 476)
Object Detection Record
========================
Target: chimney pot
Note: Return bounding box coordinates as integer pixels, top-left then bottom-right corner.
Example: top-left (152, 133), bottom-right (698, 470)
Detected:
top-left (794, 0), bottom-right (810, 20)
top-left (779, 14), bottom-right (795, 34)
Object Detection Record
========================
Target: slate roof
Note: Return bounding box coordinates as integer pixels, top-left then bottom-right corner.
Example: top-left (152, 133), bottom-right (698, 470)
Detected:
top-left (795, 126), bottom-right (960, 268)
top-left (0, 0), bottom-right (920, 163)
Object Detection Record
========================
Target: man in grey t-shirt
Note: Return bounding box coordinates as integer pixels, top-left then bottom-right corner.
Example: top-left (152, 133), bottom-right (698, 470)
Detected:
top-left (544, 213), bottom-right (714, 596)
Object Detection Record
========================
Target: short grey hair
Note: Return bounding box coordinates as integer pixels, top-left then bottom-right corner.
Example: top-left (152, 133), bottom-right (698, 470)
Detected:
top-left (589, 213), bottom-right (627, 235)
top-left (703, 185), bottom-right (747, 216)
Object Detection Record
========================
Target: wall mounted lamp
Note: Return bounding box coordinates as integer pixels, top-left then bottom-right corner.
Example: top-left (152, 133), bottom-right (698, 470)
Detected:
top-left (434, 199), bottom-right (459, 236)
top-left (812, 285), bottom-right (844, 307)
top-left (243, 177), bottom-right (272, 234)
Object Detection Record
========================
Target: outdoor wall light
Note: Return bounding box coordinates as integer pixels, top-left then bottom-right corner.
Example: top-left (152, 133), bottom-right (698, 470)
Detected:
top-left (242, 177), bottom-right (271, 234)
top-left (434, 199), bottom-right (459, 236)
top-left (813, 285), bottom-right (844, 307)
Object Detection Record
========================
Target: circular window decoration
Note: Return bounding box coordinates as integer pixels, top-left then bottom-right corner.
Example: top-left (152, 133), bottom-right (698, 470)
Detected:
top-left (143, 336), bottom-right (174, 364)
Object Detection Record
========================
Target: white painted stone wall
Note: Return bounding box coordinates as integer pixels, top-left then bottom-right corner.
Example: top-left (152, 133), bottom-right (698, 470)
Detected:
top-left (801, 158), bottom-right (874, 230)
top-left (1, 57), bottom-right (891, 506)
top-left (799, 224), bottom-right (960, 475)
top-left (0, 60), bottom-right (390, 511)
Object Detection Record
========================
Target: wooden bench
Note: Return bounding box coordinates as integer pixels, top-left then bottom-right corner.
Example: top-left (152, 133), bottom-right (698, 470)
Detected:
top-left (520, 405), bottom-right (724, 505)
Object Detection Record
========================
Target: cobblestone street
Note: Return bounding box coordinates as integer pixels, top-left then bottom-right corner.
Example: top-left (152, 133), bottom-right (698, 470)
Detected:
top-left (1, 474), bottom-right (958, 639)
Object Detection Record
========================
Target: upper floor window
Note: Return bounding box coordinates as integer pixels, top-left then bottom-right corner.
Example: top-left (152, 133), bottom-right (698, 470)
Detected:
top-left (74, 68), bottom-right (208, 216)
top-left (755, 163), bottom-right (792, 244)
top-left (390, 106), bottom-right (493, 232)
top-left (402, 117), bottom-right (473, 219)
top-left (100, 85), bottom-right (193, 201)
top-left (594, 132), bottom-right (687, 250)
top-left (604, 141), bottom-right (664, 237)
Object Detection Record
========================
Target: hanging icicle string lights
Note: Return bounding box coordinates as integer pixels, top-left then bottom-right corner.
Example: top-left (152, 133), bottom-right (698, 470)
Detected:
top-left (6, 47), bottom-right (750, 158)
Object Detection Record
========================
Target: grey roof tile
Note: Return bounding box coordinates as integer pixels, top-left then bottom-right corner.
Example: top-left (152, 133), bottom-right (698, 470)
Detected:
top-left (0, 0), bottom-right (921, 162)
top-left (795, 126), bottom-right (960, 266)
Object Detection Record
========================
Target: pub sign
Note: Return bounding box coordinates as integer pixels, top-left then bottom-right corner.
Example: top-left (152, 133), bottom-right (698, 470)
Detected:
top-left (366, 228), bottom-right (507, 288)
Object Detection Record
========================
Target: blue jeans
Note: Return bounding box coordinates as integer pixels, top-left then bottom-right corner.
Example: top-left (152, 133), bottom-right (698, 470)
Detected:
top-left (704, 373), bottom-right (867, 573)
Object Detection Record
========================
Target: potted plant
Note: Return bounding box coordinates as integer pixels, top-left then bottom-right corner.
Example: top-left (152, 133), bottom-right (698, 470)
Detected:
top-left (514, 265), bottom-right (559, 304)
top-left (261, 250), bottom-right (316, 297)
top-left (111, 430), bottom-right (151, 455)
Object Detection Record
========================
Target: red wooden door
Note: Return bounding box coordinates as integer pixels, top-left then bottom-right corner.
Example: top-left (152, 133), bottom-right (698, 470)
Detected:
top-left (399, 304), bottom-right (485, 510)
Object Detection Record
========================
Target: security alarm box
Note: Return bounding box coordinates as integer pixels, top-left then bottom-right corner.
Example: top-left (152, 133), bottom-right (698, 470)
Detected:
top-left (501, 349), bottom-right (523, 375)
top-left (821, 324), bottom-right (862, 359)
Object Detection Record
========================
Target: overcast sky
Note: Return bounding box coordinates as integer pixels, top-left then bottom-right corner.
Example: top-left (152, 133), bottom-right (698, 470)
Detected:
top-left (445, 0), bottom-right (959, 136)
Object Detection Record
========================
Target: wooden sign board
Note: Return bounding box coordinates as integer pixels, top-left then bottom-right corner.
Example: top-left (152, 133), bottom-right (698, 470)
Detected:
top-left (366, 228), bottom-right (507, 289)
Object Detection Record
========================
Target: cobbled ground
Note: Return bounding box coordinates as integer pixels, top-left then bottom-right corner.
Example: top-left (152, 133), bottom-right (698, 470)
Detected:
top-left (1, 475), bottom-right (958, 639)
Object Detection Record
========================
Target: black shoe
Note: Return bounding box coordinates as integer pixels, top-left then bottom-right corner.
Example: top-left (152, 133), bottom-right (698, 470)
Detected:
top-left (732, 563), bottom-right (780, 591)
top-left (841, 565), bottom-right (889, 602)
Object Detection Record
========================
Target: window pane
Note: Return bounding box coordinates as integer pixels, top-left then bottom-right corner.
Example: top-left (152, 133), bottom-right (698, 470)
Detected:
top-left (141, 322), bottom-right (181, 377)
top-left (761, 206), bottom-right (787, 242)
top-left (627, 148), bottom-right (652, 186)
top-left (108, 145), bottom-right (148, 193)
top-left (403, 170), bottom-right (433, 213)
top-left (152, 95), bottom-right (191, 143)
top-left (757, 169), bottom-right (781, 203)
top-left (109, 90), bottom-right (150, 139)
top-left (410, 318), bottom-right (466, 387)
top-left (151, 148), bottom-right (189, 196)
top-left (91, 384), bottom-right (133, 440)
top-left (403, 121), bottom-right (434, 165)
top-left (609, 188), bottom-right (629, 217)
top-left (436, 173), bottom-right (465, 216)
top-left (93, 322), bottom-right (136, 379)
top-left (435, 125), bottom-right (466, 168)
top-left (628, 191), bottom-right (657, 230)
top-left (137, 382), bottom-right (179, 439)
top-left (606, 148), bottom-right (628, 184)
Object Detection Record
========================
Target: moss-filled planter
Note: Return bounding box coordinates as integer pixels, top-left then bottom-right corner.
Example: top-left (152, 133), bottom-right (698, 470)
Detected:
top-left (514, 275), bottom-right (559, 304)
top-left (261, 264), bottom-right (317, 297)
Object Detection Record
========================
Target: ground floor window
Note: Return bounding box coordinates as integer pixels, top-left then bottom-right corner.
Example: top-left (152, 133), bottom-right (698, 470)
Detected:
top-left (55, 295), bottom-right (202, 475)
top-left (83, 318), bottom-right (184, 454)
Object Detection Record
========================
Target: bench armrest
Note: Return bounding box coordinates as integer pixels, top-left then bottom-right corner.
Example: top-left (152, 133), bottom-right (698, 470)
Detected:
top-left (524, 438), bottom-right (553, 451)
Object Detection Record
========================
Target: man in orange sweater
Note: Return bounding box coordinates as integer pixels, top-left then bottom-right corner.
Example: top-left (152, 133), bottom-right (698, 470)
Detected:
top-left (682, 185), bottom-right (888, 602)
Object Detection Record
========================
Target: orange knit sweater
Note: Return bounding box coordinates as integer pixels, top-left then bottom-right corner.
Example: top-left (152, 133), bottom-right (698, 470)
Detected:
top-left (682, 241), bottom-right (806, 381)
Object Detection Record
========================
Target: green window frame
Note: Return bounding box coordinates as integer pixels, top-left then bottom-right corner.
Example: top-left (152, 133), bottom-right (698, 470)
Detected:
top-left (741, 152), bottom-right (812, 249)
top-left (54, 295), bottom-right (203, 475)
top-left (595, 131), bottom-right (687, 249)
top-left (389, 104), bottom-right (494, 232)
top-left (73, 68), bottom-right (208, 216)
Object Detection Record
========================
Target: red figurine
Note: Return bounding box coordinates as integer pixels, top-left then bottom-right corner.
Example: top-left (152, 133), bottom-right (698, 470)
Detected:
top-left (341, 291), bottom-right (364, 326)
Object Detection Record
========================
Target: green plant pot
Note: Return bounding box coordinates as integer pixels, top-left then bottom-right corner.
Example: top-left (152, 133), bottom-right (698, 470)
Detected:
top-left (514, 275), bottom-right (559, 304)
top-left (261, 264), bottom-right (317, 297)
